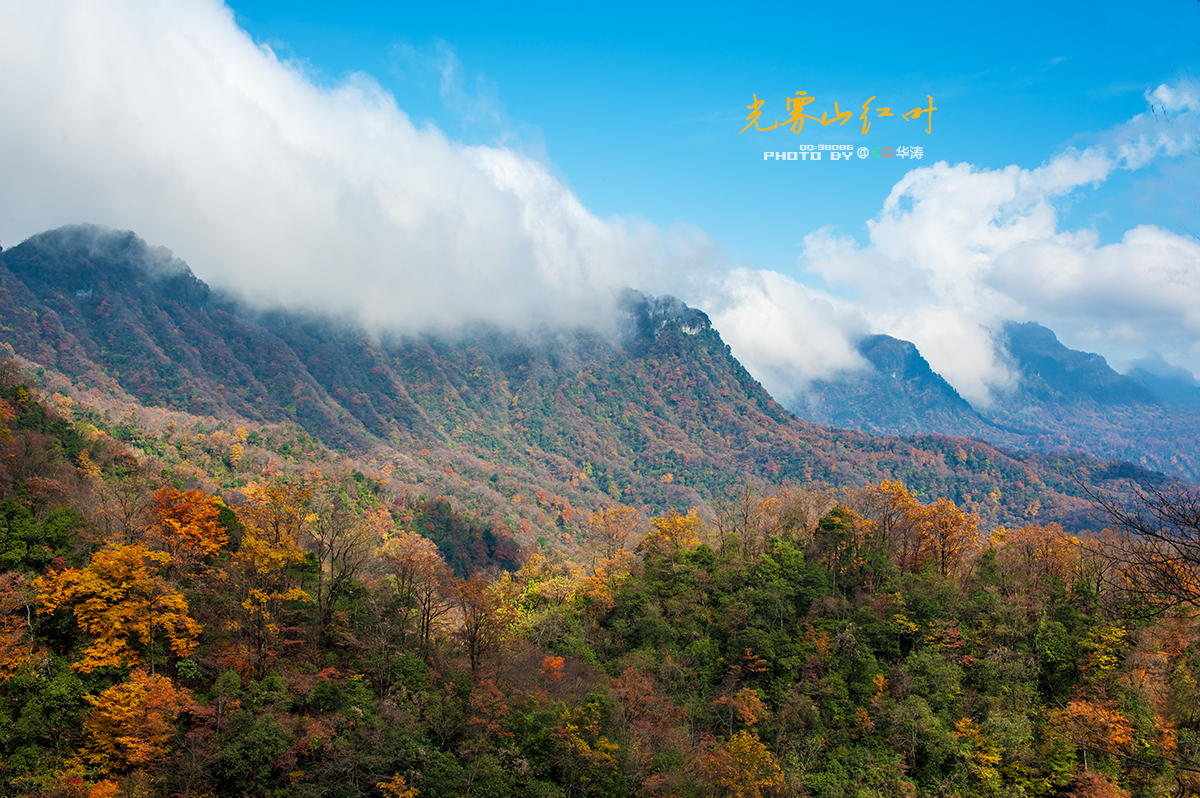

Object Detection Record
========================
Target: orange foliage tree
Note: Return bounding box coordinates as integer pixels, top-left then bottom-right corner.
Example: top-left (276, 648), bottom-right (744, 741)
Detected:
top-left (0, 572), bottom-right (40, 680)
top-left (377, 530), bottom-right (454, 654)
top-left (455, 571), bottom-right (503, 675)
top-left (714, 482), bottom-right (835, 556)
top-left (586, 504), bottom-right (641, 562)
top-left (850, 481), bottom-right (981, 577)
top-left (36, 544), bottom-right (201, 673)
top-left (82, 669), bottom-right (193, 774)
top-left (150, 487), bottom-right (227, 571)
top-left (1053, 698), bottom-right (1135, 757)
top-left (993, 522), bottom-right (1080, 589)
top-left (1050, 614), bottom-right (1199, 794)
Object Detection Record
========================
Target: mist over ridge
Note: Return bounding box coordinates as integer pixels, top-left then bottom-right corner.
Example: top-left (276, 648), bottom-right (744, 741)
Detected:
top-left (2, 220), bottom-right (1128, 539)
top-left (3, 0), bottom-right (1200, 415)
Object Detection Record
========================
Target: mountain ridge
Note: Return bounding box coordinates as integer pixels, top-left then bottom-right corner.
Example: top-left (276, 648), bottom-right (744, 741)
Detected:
top-left (0, 225), bottom-right (1128, 535)
top-left (788, 320), bottom-right (1200, 480)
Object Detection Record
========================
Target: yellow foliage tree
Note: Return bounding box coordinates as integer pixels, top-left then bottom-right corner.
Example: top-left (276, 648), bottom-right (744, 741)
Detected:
top-left (848, 480), bottom-right (923, 574)
top-left (36, 544), bottom-right (201, 673)
top-left (587, 504), bottom-right (642, 562)
top-left (953, 717), bottom-right (1002, 787)
top-left (700, 730), bottom-right (785, 798)
top-left (376, 774), bottom-right (419, 798)
top-left (638, 509), bottom-right (701, 555)
top-left (229, 482), bottom-right (312, 677)
top-left (1079, 625), bottom-right (1127, 674)
top-left (82, 668), bottom-right (192, 774)
top-left (554, 700), bottom-right (622, 788)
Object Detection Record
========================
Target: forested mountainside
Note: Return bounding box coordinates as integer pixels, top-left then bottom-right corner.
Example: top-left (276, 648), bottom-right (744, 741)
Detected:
top-left (0, 225), bottom-right (1137, 537)
top-left (791, 322), bottom-right (1200, 481)
top-left (795, 334), bottom-right (1011, 443)
top-left (0, 354), bottom-right (1195, 798)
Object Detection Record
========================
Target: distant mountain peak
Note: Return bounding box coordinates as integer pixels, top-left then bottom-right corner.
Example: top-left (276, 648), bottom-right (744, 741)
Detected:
top-left (857, 334), bottom-right (945, 384)
top-left (21, 224), bottom-right (193, 278)
top-left (789, 332), bottom-right (988, 437)
top-left (998, 320), bottom-right (1154, 405)
top-left (618, 289), bottom-right (713, 347)
top-left (6, 224), bottom-right (209, 307)
top-left (786, 319), bottom-right (1200, 479)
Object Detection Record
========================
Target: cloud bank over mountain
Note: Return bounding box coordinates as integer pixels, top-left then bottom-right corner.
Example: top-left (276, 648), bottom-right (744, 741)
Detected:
top-left (716, 90), bottom-right (1200, 407)
top-left (1, 0), bottom-right (1197, 410)
top-left (0, 0), bottom-right (718, 333)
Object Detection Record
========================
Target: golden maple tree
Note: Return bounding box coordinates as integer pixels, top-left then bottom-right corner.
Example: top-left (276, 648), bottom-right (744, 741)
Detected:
top-left (82, 668), bottom-right (193, 773)
top-left (637, 508), bottom-right (701, 555)
top-left (228, 481), bottom-right (312, 677)
top-left (376, 774), bottom-right (419, 798)
top-left (915, 497), bottom-right (980, 578)
top-left (36, 544), bottom-right (201, 673)
top-left (993, 522), bottom-right (1080, 588)
top-left (700, 730), bottom-right (786, 798)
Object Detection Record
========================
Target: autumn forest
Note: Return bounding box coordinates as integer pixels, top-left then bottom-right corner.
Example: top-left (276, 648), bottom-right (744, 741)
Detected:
top-left (0, 356), bottom-right (1198, 798)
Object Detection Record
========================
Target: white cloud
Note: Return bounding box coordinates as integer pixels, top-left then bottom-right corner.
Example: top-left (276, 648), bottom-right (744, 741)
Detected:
top-left (1147, 82), bottom-right (1200, 114)
top-left (0, 0), bottom-right (717, 333)
top-left (702, 269), bottom-right (867, 406)
top-left (758, 86), bottom-right (1200, 405)
top-left (2, 0), bottom-right (1198, 417)
top-left (990, 224), bottom-right (1200, 368)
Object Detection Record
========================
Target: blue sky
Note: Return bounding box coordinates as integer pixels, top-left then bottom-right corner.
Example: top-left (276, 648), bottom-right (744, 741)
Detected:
top-left (3, 0), bottom-right (1200, 408)
top-left (227, 0), bottom-right (1200, 273)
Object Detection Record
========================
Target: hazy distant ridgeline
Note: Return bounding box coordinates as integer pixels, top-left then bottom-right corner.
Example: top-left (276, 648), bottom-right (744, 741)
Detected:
top-left (792, 322), bottom-right (1200, 481)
